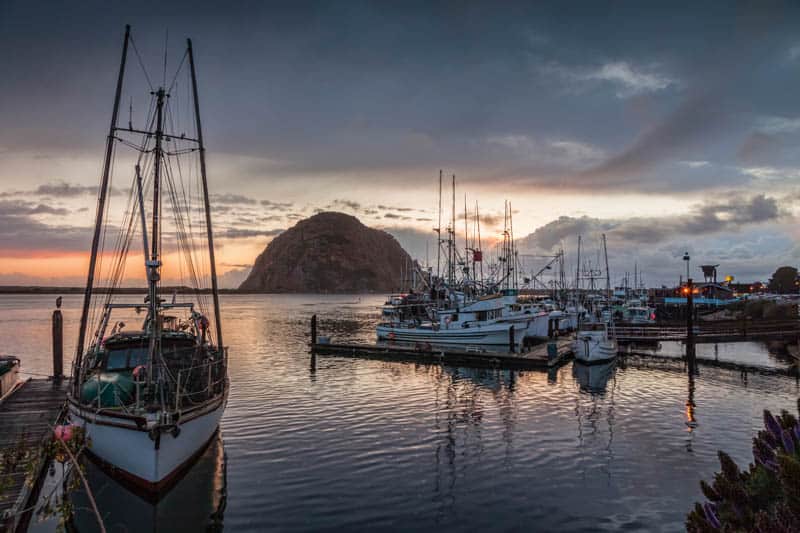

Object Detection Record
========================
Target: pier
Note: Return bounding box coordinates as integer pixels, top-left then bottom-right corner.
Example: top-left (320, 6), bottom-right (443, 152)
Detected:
top-left (310, 315), bottom-right (574, 370)
top-left (615, 319), bottom-right (800, 344)
top-left (0, 378), bottom-right (70, 532)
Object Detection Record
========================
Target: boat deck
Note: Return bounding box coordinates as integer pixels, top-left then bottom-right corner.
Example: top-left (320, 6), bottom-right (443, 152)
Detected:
top-left (0, 378), bottom-right (70, 532)
top-left (311, 338), bottom-right (574, 370)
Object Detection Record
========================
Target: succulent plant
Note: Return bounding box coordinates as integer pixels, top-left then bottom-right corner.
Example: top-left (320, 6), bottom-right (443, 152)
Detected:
top-left (687, 399), bottom-right (800, 531)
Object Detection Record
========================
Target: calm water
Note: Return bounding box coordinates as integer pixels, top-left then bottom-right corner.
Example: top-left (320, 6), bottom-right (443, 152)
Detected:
top-left (3, 294), bottom-right (799, 532)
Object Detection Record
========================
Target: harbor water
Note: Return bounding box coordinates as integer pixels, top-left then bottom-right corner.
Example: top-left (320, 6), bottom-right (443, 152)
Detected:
top-left (3, 294), bottom-right (798, 532)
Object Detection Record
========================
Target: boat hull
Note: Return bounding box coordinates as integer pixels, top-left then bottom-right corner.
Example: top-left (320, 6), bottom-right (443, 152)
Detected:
top-left (573, 333), bottom-right (617, 364)
top-left (377, 323), bottom-right (525, 349)
top-left (68, 393), bottom-right (226, 491)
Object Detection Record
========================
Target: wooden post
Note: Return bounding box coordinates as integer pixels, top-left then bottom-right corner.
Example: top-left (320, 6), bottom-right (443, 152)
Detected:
top-left (686, 278), bottom-right (696, 374)
top-left (311, 314), bottom-right (317, 345)
top-left (52, 298), bottom-right (63, 381)
top-left (509, 325), bottom-right (515, 353)
top-left (686, 278), bottom-right (694, 342)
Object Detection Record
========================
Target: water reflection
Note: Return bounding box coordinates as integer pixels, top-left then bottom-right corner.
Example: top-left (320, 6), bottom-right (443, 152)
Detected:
top-left (572, 361), bottom-right (616, 394)
top-left (69, 434), bottom-right (226, 532)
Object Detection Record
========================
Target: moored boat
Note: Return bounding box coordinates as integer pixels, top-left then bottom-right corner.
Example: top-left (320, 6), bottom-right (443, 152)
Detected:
top-left (0, 355), bottom-right (20, 402)
top-left (68, 26), bottom-right (228, 492)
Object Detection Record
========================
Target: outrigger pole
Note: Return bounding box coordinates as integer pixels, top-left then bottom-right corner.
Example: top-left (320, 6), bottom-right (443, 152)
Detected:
top-left (188, 38), bottom-right (224, 349)
top-left (74, 25), bottom-right (130, 393)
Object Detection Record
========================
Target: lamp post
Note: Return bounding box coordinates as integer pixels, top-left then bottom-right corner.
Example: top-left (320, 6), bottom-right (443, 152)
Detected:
top-left (683, 252), bottom-right (690, 282)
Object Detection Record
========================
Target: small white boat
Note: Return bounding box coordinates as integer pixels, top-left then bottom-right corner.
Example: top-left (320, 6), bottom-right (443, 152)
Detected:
top-left (0, 355), bottom-right (21, 402)
top-left (573, 323), bottom-right (617, 364)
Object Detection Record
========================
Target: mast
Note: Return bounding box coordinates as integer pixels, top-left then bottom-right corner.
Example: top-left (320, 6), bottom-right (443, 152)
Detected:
top-left (188, 38), bottom-right (224, 349)
top-left (450, 174), bottom-right (456, 286)
top-left (603, 233), bottom-right (614, 335)
top-left (74, 25), bottom-right (129, 392)
top-left (134, 164), bottom-right (150, 275)
top-left (436, 170), bottom-right (442, 286)
top-left (476, 202), bottom-right (483, 283)
top-left (463, 193), bottom-right (469, 283)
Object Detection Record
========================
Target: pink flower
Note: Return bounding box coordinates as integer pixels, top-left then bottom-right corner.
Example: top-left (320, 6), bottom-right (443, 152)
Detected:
top-left (54, 424), bottom-right (74, 442)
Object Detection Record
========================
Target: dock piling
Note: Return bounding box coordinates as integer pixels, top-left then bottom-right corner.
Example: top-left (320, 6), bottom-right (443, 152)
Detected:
top-left (509, 325), bottom-right (515, 353)
top-left (311, 314), bottom-right (317, 345)
top-left (52, 297), bottom-right (63, 381)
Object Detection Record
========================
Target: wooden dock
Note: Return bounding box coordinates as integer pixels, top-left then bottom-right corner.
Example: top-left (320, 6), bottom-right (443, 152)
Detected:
top-left (311, 338), bottom-right (574, 370)
top-left (0, 378), bottom-right (69, 533)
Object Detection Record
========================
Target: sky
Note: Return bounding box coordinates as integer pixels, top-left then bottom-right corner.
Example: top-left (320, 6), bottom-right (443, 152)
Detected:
top-left (2, 1), bottom-right (800, 288)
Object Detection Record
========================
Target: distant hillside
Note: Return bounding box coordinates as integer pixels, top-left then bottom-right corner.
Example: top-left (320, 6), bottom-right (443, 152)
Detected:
top-left (239, 211), bottom-right (413, 293)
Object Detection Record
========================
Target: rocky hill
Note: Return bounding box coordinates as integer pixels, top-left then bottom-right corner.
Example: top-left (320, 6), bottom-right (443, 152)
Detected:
top-left (238, 212), bottom-right (413, 293)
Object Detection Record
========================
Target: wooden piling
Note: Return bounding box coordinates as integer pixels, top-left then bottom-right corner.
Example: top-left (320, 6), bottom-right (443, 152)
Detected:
top-left (311, 314), bottom-right (317, 345)
top-left (509, 325), bottom-right (515, 353)
top-left (52, 300), bottom-right (63, 381)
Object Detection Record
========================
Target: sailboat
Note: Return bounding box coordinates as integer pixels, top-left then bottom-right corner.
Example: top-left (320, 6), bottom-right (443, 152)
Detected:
top-left (573, 234), bottom-right (617, 364)
top-left (68, 26), bottom-right (228, 491)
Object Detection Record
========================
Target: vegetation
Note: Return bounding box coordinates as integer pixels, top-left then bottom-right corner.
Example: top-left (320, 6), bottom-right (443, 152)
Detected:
top-left (0, 424), bottom-right (105, 532)
top-left (768, 266), bottom-right (799, 295)
top-left (687, 401), bottom-right (800, 532)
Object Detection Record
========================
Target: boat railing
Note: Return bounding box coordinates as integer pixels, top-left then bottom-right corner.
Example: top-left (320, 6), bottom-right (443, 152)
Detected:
top-left (173, 357), bottom-right (227, 416)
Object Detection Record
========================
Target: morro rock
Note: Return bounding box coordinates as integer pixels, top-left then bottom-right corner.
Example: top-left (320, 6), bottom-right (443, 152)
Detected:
top-left (239, 211), bottom-right (413, 293)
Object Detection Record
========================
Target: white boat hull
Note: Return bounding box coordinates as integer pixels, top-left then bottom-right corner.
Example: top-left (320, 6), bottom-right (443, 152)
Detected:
top-left (377, 323), bottom-right (526, 349)
top-left (68, 394), bottom-right (226, 488)
top-left (573, 332), bottom-right (617, 364)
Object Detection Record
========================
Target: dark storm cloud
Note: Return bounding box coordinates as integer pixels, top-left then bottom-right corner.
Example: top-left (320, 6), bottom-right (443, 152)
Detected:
top-left (5, 2), bottom-right (800, 195)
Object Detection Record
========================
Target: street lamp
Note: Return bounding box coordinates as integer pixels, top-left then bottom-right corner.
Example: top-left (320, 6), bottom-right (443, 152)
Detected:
top-left (683, 252), bottom-right (690, 281)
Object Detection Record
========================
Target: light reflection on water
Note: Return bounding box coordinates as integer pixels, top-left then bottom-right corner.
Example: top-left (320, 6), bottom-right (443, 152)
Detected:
top-left (2, 294), bottom-right (798, 532)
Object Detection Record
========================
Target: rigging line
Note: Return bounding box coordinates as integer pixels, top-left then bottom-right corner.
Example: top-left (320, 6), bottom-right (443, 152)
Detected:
top-left (164, 160), bottom-right (205, 307)
top-left (167, 49), bottom-right (188, 94)
top-left (166, 101), bottom-right (204, 293)
top-left (129, 35), bottom-right (154, 91)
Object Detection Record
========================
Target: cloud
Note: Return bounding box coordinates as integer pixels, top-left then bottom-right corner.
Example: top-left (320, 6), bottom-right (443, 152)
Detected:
top-left (757, 115), bottom-right (800, 134)
top-left (574, 90), bottom-right (724, 186)
top-left (0, 200), bottom-right (69, 216)
top-left (34, 182), bottom-right (98, 197)
top-left (584, 62), bottom-right (677, 97)
top-left (219, 228), bottom-right (284, 239)
top-left (543, 60), bottom-right (677, 98)
top-left (210, 193), bottom-right (258, 205)
top-left (519, 194), bottom-right (784, 253)
top-left (260, 200), bottom-right (294, 210)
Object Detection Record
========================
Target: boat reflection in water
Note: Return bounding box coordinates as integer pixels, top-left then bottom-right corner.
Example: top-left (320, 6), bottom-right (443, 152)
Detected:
top-left (572, 360), bottom-right (616, 394)
top-left (69, 433), bottom-right (226, 532)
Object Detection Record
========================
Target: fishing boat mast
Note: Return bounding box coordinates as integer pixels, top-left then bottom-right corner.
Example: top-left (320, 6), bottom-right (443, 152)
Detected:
top-left (188, 38), bottom-right (224, 349)
top-left (74, 25), bottom-right (130, 394)
top-left (603, 233), bottom-right (615, 335)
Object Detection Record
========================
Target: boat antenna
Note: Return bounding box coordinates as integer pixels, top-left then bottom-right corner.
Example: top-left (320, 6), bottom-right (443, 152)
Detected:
top-left (188, 37), bottom-right (224, 348)
top-left (74, 24), bottom-right (130, 394)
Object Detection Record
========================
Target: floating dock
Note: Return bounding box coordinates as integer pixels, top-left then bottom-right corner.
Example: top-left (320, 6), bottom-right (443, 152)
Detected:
top-left (0, 378), bottom-right (69, 532)
top-left (311, 338), bottom-right (574, 370)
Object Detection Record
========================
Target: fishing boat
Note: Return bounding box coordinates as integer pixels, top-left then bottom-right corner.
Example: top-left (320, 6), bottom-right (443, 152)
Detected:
top-left (573, 234), bottom-right (617, 364)
top-left (377, 293), bottom-right (526, 350)
top-left (68, 26), bottom-right (228, 492)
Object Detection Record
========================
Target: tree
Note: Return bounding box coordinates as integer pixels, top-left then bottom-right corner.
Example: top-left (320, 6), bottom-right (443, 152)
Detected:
top-left (768, 266), bottom-right (799, 294)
